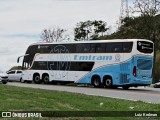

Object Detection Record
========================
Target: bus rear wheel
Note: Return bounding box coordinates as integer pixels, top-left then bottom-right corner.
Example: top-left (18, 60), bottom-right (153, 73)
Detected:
top-left (43, 75), bottom-right (50, 84)
top-left (33, 74), bottom-right (41, 84)
top-left (2, 81), bottom-right (7, 84)
top-left (91, 76), bottom-right (102, 88)
top-left (104, 78), bottom-right (112, 88)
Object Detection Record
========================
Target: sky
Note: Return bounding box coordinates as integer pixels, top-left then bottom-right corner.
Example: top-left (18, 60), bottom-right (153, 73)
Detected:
top-left (0, 0), bottom-right (133, 71)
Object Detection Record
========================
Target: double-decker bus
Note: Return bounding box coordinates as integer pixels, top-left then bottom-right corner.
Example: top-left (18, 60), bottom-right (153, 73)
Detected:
top-left (18, 39), bottom-right (154, 89)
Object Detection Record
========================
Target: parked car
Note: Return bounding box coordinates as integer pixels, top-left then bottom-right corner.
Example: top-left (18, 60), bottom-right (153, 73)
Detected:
top-left (153, 80), bottom-right (160, 88)
top-left (0, 70), bottom-right (8, 84)
top-left (7, 70), bottom-right (23, 82)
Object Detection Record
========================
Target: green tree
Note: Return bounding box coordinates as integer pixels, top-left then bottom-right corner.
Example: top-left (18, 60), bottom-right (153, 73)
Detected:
top-left (74, 20), bottom-right (92, 40)
top-left (74, 20), bottom-right (109, 40)
top-left (92, 20), bottom-right (109, 38)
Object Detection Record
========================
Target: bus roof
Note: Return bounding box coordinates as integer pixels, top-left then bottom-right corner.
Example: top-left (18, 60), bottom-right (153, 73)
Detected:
top-left (30, 39), bottom-right (153, 46)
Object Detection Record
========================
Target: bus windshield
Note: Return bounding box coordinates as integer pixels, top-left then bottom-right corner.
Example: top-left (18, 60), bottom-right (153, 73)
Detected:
top-left (22, 45), bottom-right (38, 69)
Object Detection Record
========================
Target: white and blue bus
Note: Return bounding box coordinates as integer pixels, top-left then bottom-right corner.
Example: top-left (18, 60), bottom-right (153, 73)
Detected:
top-left (19, 39), bottom-right (154, 89)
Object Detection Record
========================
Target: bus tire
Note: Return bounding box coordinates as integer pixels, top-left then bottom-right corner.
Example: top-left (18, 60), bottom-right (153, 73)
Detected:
top-left (2, 81), bottom-right (7, 84)
top-left (33, 74), bottom-right (41, 84)
top-left (43, 75), bottom-right (50, 84)
top-left (104, 77), bottom-right (112, 88)
top-left (91, 76), bottom-right (102, 88)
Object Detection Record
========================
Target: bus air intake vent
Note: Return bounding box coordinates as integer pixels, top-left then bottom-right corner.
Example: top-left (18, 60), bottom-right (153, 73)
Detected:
top-left (120, 74), bottom-right (129, 84)
top-left (137, 59), bottom-right (152, 70)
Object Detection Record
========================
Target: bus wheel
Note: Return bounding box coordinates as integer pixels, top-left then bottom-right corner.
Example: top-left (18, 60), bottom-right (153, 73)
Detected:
top-left (91, 76), bottom-right (102, 88)
top-left (104, 78), bottom-right (112, 88)
top-left (2, 81), bottom-right (7, 84)
top-left (43, 75), bottom-right (50, 84)
top-left (122, 86), bottom-right (129, 90)
top-left (33, 74), bottom-right (41, 84)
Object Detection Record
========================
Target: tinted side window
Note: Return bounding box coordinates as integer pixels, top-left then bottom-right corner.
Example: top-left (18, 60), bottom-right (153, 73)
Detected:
top-left (76, 44), bottom-right (83, 53)
top-left (8, 71), bottom-right (15, 74)
top-left (107, 43), bottom-right (122, 53)
top-left (96, 44), bottom-right (106, 53)
top-left (76, 44), bottom-right (91, 53)
top-left (123, 42), bottom-right (133, 53)
top-left (49, 44), bottom-right (75, 53)
top-left (90, 44), bottom-right (96, 53)
top-left (17, 71), bottom-right (22, 73)
top-left (76, 62), bottom-right (94, 71)
top-left (31, 62), bottom-right (48, 70)
top-left (65, 44), bottom-right (76, 53)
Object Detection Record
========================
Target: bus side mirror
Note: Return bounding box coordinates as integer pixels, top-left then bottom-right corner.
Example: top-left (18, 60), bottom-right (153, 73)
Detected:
top-left (17, 54), bottom-right (29, 63)
top-left (17, 57), bottom-right (20, 63)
